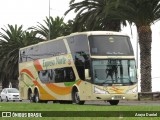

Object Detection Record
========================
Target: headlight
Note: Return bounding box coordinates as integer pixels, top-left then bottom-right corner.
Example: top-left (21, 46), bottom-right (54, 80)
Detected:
top-left (94, 87), bottom-right (108, 94)
top-left (127, 87), bottom-right (137, 93)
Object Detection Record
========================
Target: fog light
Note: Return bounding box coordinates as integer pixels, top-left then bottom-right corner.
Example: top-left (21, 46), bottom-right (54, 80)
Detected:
top-left (111, 97), bottom-right (115, 100)
top-left (123, 97), bottom-right (125, 99)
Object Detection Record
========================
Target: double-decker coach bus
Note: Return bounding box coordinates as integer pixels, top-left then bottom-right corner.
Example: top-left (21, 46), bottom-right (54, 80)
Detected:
top-left (19, 31), bottom-right (138, 105)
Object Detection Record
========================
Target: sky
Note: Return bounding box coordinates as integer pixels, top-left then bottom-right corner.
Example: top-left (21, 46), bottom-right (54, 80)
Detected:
top-left (0, 0), bottom-right (160, 91)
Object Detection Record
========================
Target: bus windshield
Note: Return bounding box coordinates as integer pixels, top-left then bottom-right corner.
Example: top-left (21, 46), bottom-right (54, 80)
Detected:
top-left (92, 59), bottom-right (137, 85)
top-left (89, 35), bottom-right (133, 56)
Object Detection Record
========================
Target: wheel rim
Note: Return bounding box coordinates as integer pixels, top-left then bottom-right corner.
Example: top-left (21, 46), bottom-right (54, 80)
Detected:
top-left (29, 94), bottom-right (32, 102)
top-left (35, 93), bottom-right (39, 103)
top-left (75, 92), bottom-right (80, 103)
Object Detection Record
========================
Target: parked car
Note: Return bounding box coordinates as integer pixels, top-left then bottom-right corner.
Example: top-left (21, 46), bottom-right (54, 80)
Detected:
top-left (0, 88), bottom-right (22, 102)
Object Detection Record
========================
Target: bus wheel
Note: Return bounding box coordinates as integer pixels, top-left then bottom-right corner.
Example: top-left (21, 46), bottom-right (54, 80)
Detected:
top-left (108, 100), bottom-right (119, 105)
top-left (73, 91), bottom-right (85, 105)
top-left (29, 92), bottom-right (34, 103)
top-left (34, 91), bottom-right (40, 103)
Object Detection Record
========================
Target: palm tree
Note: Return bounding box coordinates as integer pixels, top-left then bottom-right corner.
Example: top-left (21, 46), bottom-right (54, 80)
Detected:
top-left (0, 25), bottom-right (24, 88)
top-left (65, 0), bottom-right (124, 31)
top-left (111, 0), bottom-right (160, 92)
top-left (0, 25), bottom-right (42, 88)
top-left (66, 0), bottom-right (160, 92)
top-left (30, 16), bottom-right (70, 40)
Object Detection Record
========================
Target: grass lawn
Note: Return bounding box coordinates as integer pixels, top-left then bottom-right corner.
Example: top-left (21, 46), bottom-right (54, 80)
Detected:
top-left (0, 102), bottom-right (160, 120)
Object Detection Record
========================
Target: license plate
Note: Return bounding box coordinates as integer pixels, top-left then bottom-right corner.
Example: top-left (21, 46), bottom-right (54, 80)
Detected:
top-left (114, 96), bottom-right (122, 99)
top-left (13, 98), bottom-right (19, 99)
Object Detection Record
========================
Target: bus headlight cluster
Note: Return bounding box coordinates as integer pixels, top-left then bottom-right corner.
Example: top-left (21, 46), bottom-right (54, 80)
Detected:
top-left (94, 87), bottom-right (108, 94)
top-left (127, 87), bottom-right (137, 93)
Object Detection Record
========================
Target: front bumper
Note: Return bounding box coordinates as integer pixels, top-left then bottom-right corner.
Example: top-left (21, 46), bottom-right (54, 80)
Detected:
top-left (93, 93), bottom-right (138, 100)
top-left (7, 96), bottom-right (22, 101)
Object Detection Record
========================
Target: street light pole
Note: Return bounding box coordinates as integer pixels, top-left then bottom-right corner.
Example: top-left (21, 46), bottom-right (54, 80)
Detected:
top-left (48, 0), bottom-right (51, 40)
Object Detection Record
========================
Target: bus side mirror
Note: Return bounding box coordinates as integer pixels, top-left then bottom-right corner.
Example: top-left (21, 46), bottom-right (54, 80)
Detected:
top-left (85, 69), bottom-right (91, 80)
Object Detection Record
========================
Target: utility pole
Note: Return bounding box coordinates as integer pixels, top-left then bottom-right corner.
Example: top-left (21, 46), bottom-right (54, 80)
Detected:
top-left (48, 0), bottom-right (51, 40)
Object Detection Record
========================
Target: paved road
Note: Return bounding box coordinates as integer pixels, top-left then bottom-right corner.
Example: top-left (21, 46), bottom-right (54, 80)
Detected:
top-left (85, 100), bottom-right (160, 106)
top-left (1, 100), bottom-right (160, 106)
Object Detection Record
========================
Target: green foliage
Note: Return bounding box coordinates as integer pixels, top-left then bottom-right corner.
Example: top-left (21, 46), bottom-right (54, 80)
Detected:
top-left (110, 0), bottom-right (160, 92)
top-left (111, 0), bottom-right (160, 26)
top-left (65, 0), bottom-right (125, 31)
top-left (0, 16), bottom-right (74, 88)
top-left (0, 102), bottom-right (160, 111)
top-left (30, 16), bottom-right (72, 40)
top-left (0, 25), bottom-right (43, 88)
top-left (0, 0), bottom-right (160, 92)
top-left (66, 0), bottom-right (160, 92)
top-left (0, 102), bottom-right (160, 120)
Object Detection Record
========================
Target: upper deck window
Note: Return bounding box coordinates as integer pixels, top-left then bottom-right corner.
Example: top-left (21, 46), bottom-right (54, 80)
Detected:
top-left (89, 35), bottom-right (134, 56)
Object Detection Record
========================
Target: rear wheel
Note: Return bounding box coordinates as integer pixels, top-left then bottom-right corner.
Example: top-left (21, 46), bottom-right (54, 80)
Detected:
top-left (34, 91), bottom-right (40, 103)
top-left (29, 92), bottom-right (34, 103)
top-left (73, 91), bottom-right (85, 105)
top-left (108, 100), bottom-right (119, 105)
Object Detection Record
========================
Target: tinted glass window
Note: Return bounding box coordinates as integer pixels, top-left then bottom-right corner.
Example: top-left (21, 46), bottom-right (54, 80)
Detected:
top-left (67, 37), bottom-right (75, 53)
top-left (38, 67), bottom-right (75, 83)
top-left (67, 35), bottom-right (89, 53)
top-left (7, 88), bottom-right (19, 93)
top-left (74, 35), bottom-right (89, 52)
top-left (67, 35), bottom-right (90, 77)
top-left (19, 39), bottom-right (67, 62)
top-left (89, 35), bottom-right (134, 56)
top-left (92, 59), bottom-right (137, 85)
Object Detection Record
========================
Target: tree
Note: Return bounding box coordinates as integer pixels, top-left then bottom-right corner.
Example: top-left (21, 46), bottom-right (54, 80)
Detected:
top-left (0, 25), bottom-right (42, 88)
top-left (111, 0), bottom-right (160, 92)
top-left (30, 16), bottom-right (71, 40)
top-left (65, 0), bottom-right (125, 31)
top-left (66, 0), bottom-right (160, 92)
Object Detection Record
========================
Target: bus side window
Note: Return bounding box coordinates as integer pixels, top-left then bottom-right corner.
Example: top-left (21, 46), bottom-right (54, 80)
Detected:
top-left (38, 68), bottom-right (76, 83)
top-left (75, 53), bottom-right (85, 80)
top-left (48, 69), bottom-right (55, 83)
top-left (38, 69), bottom-right (55, 83)
top-left (38, 70), bottom-right (50, 82)
top-left (55, 68), bottom-right (65, 83)
top-left (64, 67), bottom-right (75, 82)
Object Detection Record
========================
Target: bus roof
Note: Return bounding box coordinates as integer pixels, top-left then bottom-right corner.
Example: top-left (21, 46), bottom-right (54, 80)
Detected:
top-left (70, 31), bottom-right (128, 36)
top-left (20, 31), bottom-right (128, 50)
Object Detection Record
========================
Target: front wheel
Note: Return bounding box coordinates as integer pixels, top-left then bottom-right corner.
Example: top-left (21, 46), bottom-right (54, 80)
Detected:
top-left (108, 100), bottom-right (119, 105)
top-left (73, 91), bottom-right (85, 105)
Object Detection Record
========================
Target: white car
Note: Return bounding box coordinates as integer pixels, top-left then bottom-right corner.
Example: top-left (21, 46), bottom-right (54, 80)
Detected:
top-left (0, 88), bottom-right (22, 102)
